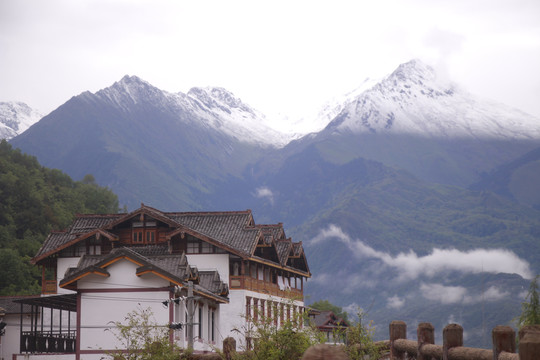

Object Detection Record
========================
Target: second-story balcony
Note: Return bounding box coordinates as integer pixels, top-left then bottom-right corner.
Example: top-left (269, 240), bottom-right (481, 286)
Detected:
top-left (229, 275), bottom-right (303, 299)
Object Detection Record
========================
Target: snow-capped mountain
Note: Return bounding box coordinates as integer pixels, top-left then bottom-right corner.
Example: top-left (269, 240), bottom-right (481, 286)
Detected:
top-left (324, 59), bottom-right (540, 140)
top-left (0, 102), bottom-right (42, 140)
top-left (93, 76), bottom-right (291, 147)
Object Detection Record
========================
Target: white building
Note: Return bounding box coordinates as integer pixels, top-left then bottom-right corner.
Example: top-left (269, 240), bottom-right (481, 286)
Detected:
top-left (12, 205), bottom-right (310, 360)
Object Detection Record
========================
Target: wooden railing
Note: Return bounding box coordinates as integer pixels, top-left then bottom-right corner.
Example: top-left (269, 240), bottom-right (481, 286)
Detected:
top-left (229, 275), bottom-right (303, 299)
top-left (388, 321), bottom-right (540, 360)
top-left (20, 330), bottom-right (76, 353)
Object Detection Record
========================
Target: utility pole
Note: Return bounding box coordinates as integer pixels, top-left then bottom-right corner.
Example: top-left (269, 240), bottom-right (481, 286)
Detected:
top-left (187, 281), bottom-right (194, 350)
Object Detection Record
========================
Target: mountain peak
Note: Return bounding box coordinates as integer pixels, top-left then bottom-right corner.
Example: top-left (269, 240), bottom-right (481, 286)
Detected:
top-left (323, 59), bottom-right (540, 140)
top-left (390, 59), bottom-right (435, 83)
top-left (95, 75), bottom-right (169, 110)
top-left (0, 101), bottom-right (42, 139)
top-left (187, 87), bottom-right (254, 114)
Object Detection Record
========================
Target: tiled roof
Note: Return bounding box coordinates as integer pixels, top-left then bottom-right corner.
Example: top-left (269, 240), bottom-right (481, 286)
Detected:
top-left (170, 211), bottom-right (259, 256)
top-left (292, 242), bottom-right (303, 257)
top-left (276, 239), bottom-right (292, 266)
top-left (35, 205), bottom-right (310, 277)
top-left (130, 244), bottom-right (170, 256)
top-left (311, 310), bottom-right (349, 328)
top-left (70, 214), bottom-right (123, 234)
top-left (34, 232), bottom-right (77, 259)
top-left (58, 246), bottom-right (227, 303)
top-left (198, 270), bottom-right (229, 296)
top-left (0, 296), bottom-right (33, 314)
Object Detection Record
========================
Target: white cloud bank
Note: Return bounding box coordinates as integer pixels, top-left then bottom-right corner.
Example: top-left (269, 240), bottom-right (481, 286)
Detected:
top-left (253, 186), bottom-right (274, 205)
top-left (312, 224), bottom-right (533, 279)
top-left (420, 283), bottom-right (510, 305)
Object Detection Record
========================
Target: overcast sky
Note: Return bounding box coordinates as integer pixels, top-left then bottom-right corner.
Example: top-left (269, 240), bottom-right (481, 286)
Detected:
top-left (1, 0), bottom-right (539, 131)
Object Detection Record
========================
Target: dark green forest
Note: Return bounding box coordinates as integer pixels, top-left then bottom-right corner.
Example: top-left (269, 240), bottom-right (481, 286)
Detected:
top-left (0, 140), bottom-right (119, 295)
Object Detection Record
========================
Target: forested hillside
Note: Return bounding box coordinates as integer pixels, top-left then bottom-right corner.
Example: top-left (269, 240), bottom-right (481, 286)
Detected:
top-left (0, 140), bottom-right (119, 295)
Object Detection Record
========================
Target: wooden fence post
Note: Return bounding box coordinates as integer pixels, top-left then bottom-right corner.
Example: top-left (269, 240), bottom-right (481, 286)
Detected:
top-left (223, 336), bottom-right (236, 360)
top-left (492, 325), bottom-right (515, 360)
top-left (417, 322), bottom-right (434, 360)
top-left (443, 324), bottom-right (463, 360)
top-left (518, 325), bottom-right (540, 360)
top-left (390, 320), bottom-right (407, 360)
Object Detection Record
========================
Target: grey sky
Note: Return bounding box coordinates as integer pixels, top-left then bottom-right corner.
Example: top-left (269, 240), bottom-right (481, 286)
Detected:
top-left (1, 0), bottom-right (539, 130)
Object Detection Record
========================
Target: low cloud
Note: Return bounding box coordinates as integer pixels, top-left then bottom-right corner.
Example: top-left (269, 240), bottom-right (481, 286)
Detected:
top-left (387, 295), bottom-right (405, 309)
top-left (312, 224), bottom-right (533, 279)
top-left (420, 283), bottom-right (510, 305)
top-left (253, 186), bottom-right (274, 205)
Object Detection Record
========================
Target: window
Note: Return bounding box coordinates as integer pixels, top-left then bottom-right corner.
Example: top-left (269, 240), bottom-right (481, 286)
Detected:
top-left (209, 309), bottom-right (215, 342)
top-left (201, 242), bottom-right (213, 253)
top-left (253, 299), bottom-right (258, 322)
top-left (131, 218), bottom-right (157, 244)
top-left (187, 241), bottom-right (199, 254)
top-left (75, 244), bottom-right (86, 256)
top-left (231, 261), bottom-right (240, 276)
top-left (246, 297), bottom-right (251, 320)
top-left (88, 237), bottom-right (101, 255)
top-left (198, 307), bottom-right (203, 339)
top-left (88, 244), bottom-right (101, 255)
top-left (146, 230), bottom-right (155, 243)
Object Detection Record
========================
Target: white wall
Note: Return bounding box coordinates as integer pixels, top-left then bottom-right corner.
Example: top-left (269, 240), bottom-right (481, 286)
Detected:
top-left (1, 313), bottom-right (32, 360)
top-left (14, 355), bottom-right (75, 360)
top-left (78, 260), bottom-right (171, 352)
top-left (57, 257), bottom-right (81, 294)
top-left (186, 254), bottom-right (229, 284)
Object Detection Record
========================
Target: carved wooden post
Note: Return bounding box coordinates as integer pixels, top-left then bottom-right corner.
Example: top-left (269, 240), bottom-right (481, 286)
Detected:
top-left (390, 320), bottom-right (407, 360)
top-left (417, 322), bottom-right (434, 360)
top-left (492, 325), bottom-right (515, 360)
top-left (519, 325), bottom-right (540, 360)
top-left (223, 336), bottom-right (236, 360)
top-left (443, 324), bottom-right (463, 360)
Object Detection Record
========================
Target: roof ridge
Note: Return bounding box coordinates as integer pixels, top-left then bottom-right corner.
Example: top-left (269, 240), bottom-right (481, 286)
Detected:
top-left (75, 213), bottom-right (124, 218)
top-left (166, 209), bottom-right (252, 216)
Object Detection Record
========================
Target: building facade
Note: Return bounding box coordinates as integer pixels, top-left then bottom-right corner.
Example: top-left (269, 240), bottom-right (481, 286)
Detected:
top-left (12, 205), bottom-right (310, 360)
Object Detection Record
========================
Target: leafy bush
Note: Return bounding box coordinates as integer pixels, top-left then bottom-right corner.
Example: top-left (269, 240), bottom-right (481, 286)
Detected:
top-left (343, 312), bottom-right (384, 360)
top-left (106, 306), bottom-right (182, 360)
top-left (233, 299), bottom-right (325, 360)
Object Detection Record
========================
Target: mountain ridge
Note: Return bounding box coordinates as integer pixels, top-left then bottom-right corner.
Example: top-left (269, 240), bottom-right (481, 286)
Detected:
top-left (322, 59), bottom-right (540, 140)
top-left (0, 101), bottom-right (42, 140)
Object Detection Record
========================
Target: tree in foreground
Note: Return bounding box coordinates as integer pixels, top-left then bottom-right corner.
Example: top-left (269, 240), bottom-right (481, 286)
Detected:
top-left (516, 275), bottom-right (540, 329)
top-left (106, 306), bottom-right (182, 360)
top-left (343, 311), bottom-right (384, 360)
top-left (233, 299), bottom-right (325, 360)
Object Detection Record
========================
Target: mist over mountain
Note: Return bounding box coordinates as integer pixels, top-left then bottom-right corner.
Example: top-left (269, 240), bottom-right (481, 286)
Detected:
top-left (0, 101), bottom-right (42, 140)
top-left (8, 60), bottom-right (540, 348)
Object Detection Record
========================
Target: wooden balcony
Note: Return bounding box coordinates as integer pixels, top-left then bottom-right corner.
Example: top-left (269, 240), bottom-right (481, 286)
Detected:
top-left (229, 276), bottom-right (303, 299)
top-left (21, 330), bottom-right (76, 353)
top-left (42, 280), bottom-right (57, 295)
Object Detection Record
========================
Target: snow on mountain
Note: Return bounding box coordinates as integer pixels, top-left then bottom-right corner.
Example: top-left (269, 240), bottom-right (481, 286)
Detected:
top-left (0, 102), bottom-right (42, 140)
top-left (325, 59), bottom-right (540, 140)
top-left (94, 75), bottom-right (291, 147)
top-left (186, 87), bottom-right (292, 147)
